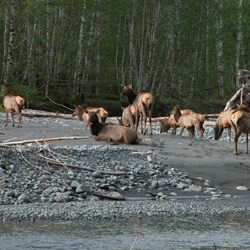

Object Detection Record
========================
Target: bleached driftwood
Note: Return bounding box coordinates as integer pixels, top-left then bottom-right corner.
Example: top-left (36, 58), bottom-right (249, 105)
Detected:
top-left (91, 191), bottom-right (125, 201)
top-left (22, 109), bottom-right (76, 119)
top-left (224, 84), bottom-right (250, 111)
top-left (0, 136), bottom-right (89, 147)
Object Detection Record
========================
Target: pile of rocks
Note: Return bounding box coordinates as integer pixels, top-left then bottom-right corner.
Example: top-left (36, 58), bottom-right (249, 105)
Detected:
top-left (0, 144), bottom-right (228, 206)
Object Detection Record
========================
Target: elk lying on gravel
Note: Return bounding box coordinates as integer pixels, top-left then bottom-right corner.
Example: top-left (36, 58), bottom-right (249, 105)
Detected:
top-left (87, 109), bottom-right (141, 144)
top-left (121, 85), bottom-right (154, 135)
top-left (171, 105), bottom-right (205, 139)
top-left (72, 105), bottom-right (108, 129)
top-left (214, 109), bottom-right (235, 141)
top-left (159, 109), bottom-right (194, 134)
top-left (2, 85), bottom-right (25, 128)
top-left (231, 105), bottom-right (250, 155)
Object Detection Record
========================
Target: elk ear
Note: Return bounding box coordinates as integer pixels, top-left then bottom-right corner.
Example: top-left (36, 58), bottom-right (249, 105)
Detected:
top-left (128, 84), bottom-right (133, 89)
top-left (96, 108), bottom-right (101, 114)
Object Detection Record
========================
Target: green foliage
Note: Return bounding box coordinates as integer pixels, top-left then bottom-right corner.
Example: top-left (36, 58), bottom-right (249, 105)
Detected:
top-left (10, 83), bottom-right (39, 102)
top-left (0, 0), bottom-right (250, 110)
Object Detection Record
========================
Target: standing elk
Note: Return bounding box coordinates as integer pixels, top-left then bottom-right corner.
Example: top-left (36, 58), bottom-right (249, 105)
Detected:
top-left (171, 105), bottom-right (205, 139)
top-left (121, 85), bottom-right (154, 135)
top-left (214, 109), bottom-right (234, 141)
top-left (87, 109), bottom-right (141, 145)
top-left (159, 109), bottom-right (194, 134)
top-left (230, 105), bottom-right (250, 155)
top-left (2, 85), bottom-right (25, 128)
top-left (72, 105), bottom-right (108, 129)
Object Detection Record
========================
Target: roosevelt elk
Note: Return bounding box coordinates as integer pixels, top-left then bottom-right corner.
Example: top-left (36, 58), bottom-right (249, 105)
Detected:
top-left (118, 105), bottom-right (136, 131)
top-left (87, 109), bottom-right (141, 144)
top-left (121, 85), bottom-right (154, 135)
top-left (159, 109), bottom-right (194, 134)
top-left (2, 85), bottom-right (25, 128)
top-left (171, 105), bottom-right (205, 139)
top-left (231, 105), bottom-right (250, 155)
top-left (214, 109), bottom-right (234, 141)
top-left (72, 105), bottom-right (108, 129)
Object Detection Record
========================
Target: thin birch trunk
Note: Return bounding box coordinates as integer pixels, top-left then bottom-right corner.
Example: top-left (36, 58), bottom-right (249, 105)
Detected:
top-left (235, 0), bottom-right (243, 89)
top-left (45, 1), bottom-right (51, 96)
top-left (2, 2), bottom-right (9, 80)
top-left (144, 1), bottom-right (161, 91)
top-left (215, 0), bottom-right (224, 98)
top-left (128, 0), bottom-right (137, 82)
top-left (138, 0), bottom-right (146, 91)
top-left (205, 0), bottom-right (210, 98)
top-left (3, 0), bottom-right (16, 86)
top-left (73, 0), bottom-right (86, 98)
top-left (23, 20), bottom-right (38, 86)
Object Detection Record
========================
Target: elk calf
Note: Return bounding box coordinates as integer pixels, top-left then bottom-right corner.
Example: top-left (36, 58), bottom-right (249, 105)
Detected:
top-left (87, 110), bottom-right (141, 145)
top-left (121, 85), bottom-right (154, 135)
top-left (72, 105), bottom-right (108, 129)
top-left (2, 85), bottom-right (25, 128)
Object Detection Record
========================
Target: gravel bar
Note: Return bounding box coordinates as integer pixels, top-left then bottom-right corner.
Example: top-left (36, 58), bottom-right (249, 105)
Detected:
top-left (0, 198), bottom-right (250, 221)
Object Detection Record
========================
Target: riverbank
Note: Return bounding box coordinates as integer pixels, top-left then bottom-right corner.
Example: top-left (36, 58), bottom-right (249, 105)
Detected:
top-left (0, 112), bottom-right (250, 221)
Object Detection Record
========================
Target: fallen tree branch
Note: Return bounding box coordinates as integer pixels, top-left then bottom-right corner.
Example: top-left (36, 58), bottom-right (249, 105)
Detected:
top-left (36, 155), bottom-right (127, 176)
top-left (46, 95), bottom-right (74, 112)
top-left (0, 136), bottom-right (89, 147)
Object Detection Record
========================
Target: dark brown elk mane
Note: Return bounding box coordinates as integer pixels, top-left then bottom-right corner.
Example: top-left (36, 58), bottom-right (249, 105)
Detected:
top-left (121, 85), bottom-right (154, 135)
top-left (2, 85), bottom-right (25, 128)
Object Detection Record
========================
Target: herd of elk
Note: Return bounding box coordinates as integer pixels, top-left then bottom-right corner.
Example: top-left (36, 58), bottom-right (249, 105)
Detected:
top-left (1, 79), bottom-right (250, 155)
top-left (1, 85), bottom-right (25, 128)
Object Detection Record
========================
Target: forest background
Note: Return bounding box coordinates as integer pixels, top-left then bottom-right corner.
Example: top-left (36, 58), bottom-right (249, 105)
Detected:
top-left (0, 0), bottom-right (249, 116)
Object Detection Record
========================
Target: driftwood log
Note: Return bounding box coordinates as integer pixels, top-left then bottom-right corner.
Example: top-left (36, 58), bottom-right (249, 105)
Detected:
top-left (224, 84), bottom-right (250, 111)
top-left (0, 136), bottom-right (89, 147)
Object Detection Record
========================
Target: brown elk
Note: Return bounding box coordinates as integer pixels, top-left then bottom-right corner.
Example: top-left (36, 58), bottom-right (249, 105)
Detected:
top-left (87, 109), bottom-right (141, 144)
top-left (171, 105), bottom-right (205, 139)
top-left (2, 85), bottom-right (25, 128)
top-left (159, 109), bottom-right (194, 134)
top-left (121, 85), bottom-right (154, 135)
top-left (72, 105), bottom-right (108, 129)
top-left (214, 109), bottom-right (234, 141)
top-left (117, 105), bottom-right (136, 131)
top-left (230, 105), bottom-right (250, 155)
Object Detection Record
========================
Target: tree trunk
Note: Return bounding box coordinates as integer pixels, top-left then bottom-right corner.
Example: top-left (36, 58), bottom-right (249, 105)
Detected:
top-left (73, 0), bottom-right (86, 99)
top-left (205, 0), bottom-right (210, 98)
top-left (235, 0), bottom-right (243, 89)
top-left (3, 0), bottom-right (16, 86)
top-left (215, 0), bottom-right (224, 98)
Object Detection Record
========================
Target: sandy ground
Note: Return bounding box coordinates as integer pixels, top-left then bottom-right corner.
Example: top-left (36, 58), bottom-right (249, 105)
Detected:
top-left (0, 113), bottom-right (250, 198)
